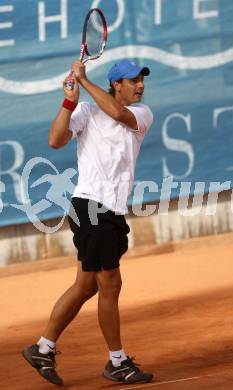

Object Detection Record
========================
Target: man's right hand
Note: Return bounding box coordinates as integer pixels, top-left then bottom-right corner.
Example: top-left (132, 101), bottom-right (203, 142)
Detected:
top-left (63, 73), bottom-right (80, 103)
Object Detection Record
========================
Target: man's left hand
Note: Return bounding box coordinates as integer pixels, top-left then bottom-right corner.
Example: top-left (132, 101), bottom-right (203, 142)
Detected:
top-left (71, 60), bottom-right (86, 82)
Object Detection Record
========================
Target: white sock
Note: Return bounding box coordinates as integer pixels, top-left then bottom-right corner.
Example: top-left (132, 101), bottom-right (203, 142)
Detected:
top-left (110, 349), bottom-right (127, 367)
top-left (37, 336), bottom-right (56, 354)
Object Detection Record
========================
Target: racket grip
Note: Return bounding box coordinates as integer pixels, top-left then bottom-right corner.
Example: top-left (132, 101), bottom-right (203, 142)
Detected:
top-left (66, 71), bottom-right (75, 91)
top-left (66, 80), bottom-right (75, 91)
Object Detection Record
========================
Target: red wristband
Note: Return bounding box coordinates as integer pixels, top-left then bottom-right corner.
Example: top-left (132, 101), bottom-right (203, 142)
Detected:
top-left (62, 98), bottom-right (77, 112)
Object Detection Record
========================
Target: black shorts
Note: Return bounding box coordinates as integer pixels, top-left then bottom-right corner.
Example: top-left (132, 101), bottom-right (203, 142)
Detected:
top-left (67, 197), bottom-right (130, 272)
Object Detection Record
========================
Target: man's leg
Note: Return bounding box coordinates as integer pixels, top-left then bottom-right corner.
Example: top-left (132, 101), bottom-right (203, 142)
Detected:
top-left (96, 266), bottom-right (154, 384)
top-left (22, 261), bottom-right (97, 386)
top-left (95, 267), bottom-right (122, 351)
top-left (43, 261), bottom-right (98, 341)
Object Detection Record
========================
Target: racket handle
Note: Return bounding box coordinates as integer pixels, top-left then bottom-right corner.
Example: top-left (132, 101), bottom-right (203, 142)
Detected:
top-left (66, 80), bottom-right (74, 90)
top-left (66, 71), bottom-right (75, 91)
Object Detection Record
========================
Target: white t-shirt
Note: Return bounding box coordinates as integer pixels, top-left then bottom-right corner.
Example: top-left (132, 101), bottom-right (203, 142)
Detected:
top-left (69, 102), bottom-right (153, 214)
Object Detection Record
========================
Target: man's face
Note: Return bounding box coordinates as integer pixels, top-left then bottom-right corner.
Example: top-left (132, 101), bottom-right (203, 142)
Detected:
top-left (114, 74), bottom-right (145, 105)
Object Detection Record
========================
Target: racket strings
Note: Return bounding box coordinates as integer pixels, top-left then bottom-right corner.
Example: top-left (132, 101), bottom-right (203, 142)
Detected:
top-left (85, 11), bottom-right (105, 57)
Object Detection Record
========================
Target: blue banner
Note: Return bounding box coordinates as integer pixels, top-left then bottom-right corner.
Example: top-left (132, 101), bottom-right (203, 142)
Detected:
top-left (0, 0), bottom-right (233, 226)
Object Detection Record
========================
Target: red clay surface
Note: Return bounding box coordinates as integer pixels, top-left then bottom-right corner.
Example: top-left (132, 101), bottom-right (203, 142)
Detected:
top-left (1, 233), bottom-right (233, 389)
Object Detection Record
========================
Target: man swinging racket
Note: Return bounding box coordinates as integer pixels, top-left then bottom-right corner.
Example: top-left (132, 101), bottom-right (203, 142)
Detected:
top-left (22, 58), bottom-right (154, 386)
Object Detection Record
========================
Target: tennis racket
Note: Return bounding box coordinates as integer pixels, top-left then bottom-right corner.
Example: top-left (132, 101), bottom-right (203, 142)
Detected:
top-left (67, 8), bottom-right (108, 90)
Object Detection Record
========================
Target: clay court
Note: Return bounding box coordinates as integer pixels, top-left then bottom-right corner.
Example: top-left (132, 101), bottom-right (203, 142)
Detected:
top-left (1, 233), bottom-right (233, 390)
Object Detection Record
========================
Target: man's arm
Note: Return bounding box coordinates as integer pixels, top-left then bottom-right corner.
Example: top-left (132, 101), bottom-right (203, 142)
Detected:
top-left (48, 75), bottom-right (80, 149)
top-left (71, 61), bottom-right (138, 130)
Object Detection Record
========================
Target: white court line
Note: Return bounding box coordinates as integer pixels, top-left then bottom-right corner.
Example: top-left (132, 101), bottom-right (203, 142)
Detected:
top-left (120, 375), bottom-right (213, 390)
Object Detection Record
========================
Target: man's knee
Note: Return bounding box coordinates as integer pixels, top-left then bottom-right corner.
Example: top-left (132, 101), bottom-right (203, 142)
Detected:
top-left (97, 271), bottom-right (122, 298)
top-left (83, 285), bottom-right (98, 300)
top-left (73, 283), bottom-right (98, 301)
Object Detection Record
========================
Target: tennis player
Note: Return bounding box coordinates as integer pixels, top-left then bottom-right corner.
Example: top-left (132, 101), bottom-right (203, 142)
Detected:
top-left (22, 59), bottom-right (154, 386)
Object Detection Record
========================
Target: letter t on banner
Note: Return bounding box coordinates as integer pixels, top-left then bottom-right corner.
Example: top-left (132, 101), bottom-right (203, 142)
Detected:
top-left (38, 0), bottom-right (68, 42)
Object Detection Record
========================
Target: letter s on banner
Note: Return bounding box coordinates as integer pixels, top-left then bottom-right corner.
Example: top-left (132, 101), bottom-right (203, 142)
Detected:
top-left (91, 0), bottom-right (125, 32)
top-left (162, 113), bottom-right (194, 179)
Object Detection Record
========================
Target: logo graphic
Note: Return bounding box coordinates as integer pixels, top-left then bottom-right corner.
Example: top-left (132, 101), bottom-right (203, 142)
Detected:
top-left (11, 157), bottom-right (79, 233)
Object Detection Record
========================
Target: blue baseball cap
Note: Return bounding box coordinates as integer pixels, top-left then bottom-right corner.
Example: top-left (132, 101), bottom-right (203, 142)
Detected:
top-left (108, 59), bottom-right (150, 85)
